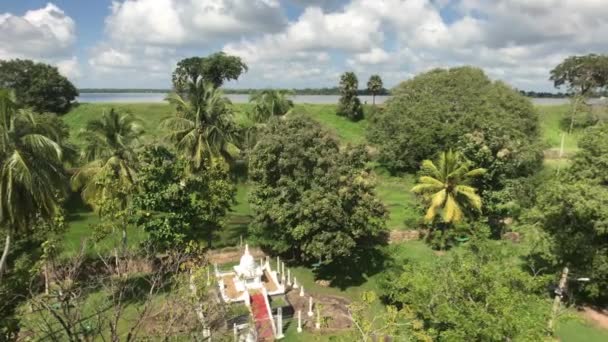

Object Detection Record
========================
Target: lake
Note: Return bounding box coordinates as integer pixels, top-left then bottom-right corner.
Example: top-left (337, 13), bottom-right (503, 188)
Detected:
top-left (77, 93), bottom-right (580, 106)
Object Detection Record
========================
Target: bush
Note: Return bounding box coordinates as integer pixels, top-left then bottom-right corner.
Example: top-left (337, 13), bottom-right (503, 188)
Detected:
top-left (0, 59), bottom-right (78, 114)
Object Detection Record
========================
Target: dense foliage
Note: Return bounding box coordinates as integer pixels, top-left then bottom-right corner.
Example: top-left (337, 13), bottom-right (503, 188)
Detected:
top-left (172, 52), bottom-right (248, 93)
top-left (248, 116), bottom-right (387, 264)
top-left (337, 72), bottom-right (364, 121)
top-left (532, 124), bottom-right (608, 305)
top-left (0, 59), bottom-right (78, 114)
top-left (550, 54), bottom-right (608, 95)
top-left (381, 241), bottom-right (551, 341)
top-left (248, 89), bottom-right (294, 123)
top-left (130, 146), bottom-right (234, 249)
top-left (368, 67), bottom-right (542, 175)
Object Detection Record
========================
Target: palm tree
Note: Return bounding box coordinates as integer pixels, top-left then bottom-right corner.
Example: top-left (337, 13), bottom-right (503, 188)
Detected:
top-left (162, 80), bottom-right (238, 171)
top-left (0, 89), bottom-right (66, 282)
top-left (411, 150), bottom-right (486, 223)
top-left (367, 75), bottom-right (383, 105)
top-left (71, 109), bottom-right (143, 247)
top-left (248, 89), bottom-right (294, 123)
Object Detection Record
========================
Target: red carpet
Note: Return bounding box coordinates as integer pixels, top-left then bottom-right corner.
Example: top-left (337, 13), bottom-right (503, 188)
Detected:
top-left (250, 293), bottom-right (274, 341)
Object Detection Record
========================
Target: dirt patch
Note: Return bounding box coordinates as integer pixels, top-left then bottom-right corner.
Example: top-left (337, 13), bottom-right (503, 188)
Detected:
top-left (286, 290), bottom-right (352, 332)
top-left (544, 148), bottom-right (574, 160)
top-left (580, 306), bottom-right (608, 330)
top-left (389, 230), bottom-right (421, 243)
top-left (208, 246), bottom-right (266, 264)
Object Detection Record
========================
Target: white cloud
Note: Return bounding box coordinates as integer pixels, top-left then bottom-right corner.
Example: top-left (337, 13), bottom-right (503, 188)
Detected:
top-left (0, 3), bottom-right (75, 59)
top-left (0, 3), bottom-right (80, 81)
top-left (105, 0), bottom-right (287, 46)
top-left (350, 48), bottom-right (391, 65)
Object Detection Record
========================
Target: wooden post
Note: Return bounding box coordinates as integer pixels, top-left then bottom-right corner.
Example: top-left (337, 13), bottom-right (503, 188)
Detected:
top-left (548, 267), bottom-right (569, 334)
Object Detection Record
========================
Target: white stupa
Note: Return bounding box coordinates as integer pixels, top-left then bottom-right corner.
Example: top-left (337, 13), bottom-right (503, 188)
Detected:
top-left (234, 245), bottom-right (263, 286)
top-left (215, 244), bottom-right (285, 303)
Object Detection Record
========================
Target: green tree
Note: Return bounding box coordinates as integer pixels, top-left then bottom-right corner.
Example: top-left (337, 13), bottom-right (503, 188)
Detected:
top-left (71, 108), bottom-right (143, 248)
top-left (412, 150), bottom-right (485, 224)
top-left (368, 67), bottom-right (541, 174)
top-left (381, 241), bottom-right (551, 341)
top-left (550, 54), bottom-right (608, 95)
top-left (0, 59), bottom-right (78, 114)
top-left (248, 89), bottom-right (294, 123)
top-left (0, 89), bottom-right (66, 282)
top-left (366, 74), bottom-right (383, 105)
top-left (162, 81), bottom-right (238, 171)
top-left (130, 146), bottom-right (234, 249)
top-left (248, 116), bottom-right (387, 264)
top-left (172, 52), bottom-right (248, 93)
top-left (337, 72), bottom-right (364, 121)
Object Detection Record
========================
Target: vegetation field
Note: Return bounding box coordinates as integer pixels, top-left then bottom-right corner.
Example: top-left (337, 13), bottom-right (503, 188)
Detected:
top-left (42, 100), bottom-right (608, 340)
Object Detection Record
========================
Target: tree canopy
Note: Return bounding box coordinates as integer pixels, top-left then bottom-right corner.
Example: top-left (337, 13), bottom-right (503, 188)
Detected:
top-left (366, 75), bottom-right (383, 105)
top-left (130, 146), bottom-right (234, 250)
top-left (172, 52), bottom-right (248, 93)
top-left (248, 116), bottom-right (387, 264)
top-left (550, 54), bottom-right (608, 95)
top-left (381, 241), bottom-right (551, 341)
top-left (368, 67), bottom-right (542, 175)
top-left (0, 59), bottom-right (78, 115)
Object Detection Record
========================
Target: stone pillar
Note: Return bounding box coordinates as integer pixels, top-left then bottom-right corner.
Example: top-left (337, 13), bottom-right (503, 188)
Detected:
top-left (293, 277), bottom-right (299, 289)
top-left (315, 306), bottom-right (321, 330)
top-left (299, 285), bottom-right (304, 297)
top-left (308, 297), bottom-right (314, 317)
top-left (281, 261), bottom-right (285, 276)
top-left (233, 323), bottom-right (238, 342)
top-left (206, 267), bottom-right (211, 286)
top-left (276, 307), bottom-right (284, 339)
top-left (276, 257), bottom-right (280, 275)
top-left (297, 310), bottom-right (302, 333)
top-left (287, 269), bottom-right (292, 286)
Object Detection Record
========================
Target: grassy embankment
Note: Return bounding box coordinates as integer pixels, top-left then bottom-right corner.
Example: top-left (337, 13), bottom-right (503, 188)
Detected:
top-left (59, 102), bottom-right (603, 341)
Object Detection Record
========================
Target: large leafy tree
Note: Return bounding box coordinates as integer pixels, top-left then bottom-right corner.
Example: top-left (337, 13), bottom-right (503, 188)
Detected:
top-left (550, 54), bottom-right (608, 95)
top-left (172, 52), bottom-right (248, 93)
top-left (381, 241), bottom-right (551, 341)
top-left (71, 109), bottom-right (143, 247)
top-left (0, 59), bottom-right (78, 114)
top-left (368, 67), bottom-right (542, 174)
top-left (0, 89), bottom-right (66, 282)
top-left (162, 81), bottom-right (238, 171)
top-left (337, 72), bottom-right (364, 121)
top-left (248, 116), bottom-right (387, 264)
top-left (366, 74), bottom-right (383, 105)
top-left (412, 150), bottom-right (485, 223)
top-left (130, 145), bottom-right (234, 249)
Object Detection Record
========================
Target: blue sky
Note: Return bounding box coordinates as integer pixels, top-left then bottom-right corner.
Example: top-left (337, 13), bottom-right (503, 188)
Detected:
top-left (1, 1), bottom-right (607, 91)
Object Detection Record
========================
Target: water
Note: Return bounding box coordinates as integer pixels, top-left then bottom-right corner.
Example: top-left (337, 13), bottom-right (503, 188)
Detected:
top-left (77, 93), bottom-right (390, 104)
top-left (77, 93), bottom-right (583, 106)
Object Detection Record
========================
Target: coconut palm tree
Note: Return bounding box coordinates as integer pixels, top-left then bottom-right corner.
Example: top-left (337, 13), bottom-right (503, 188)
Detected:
top-left (248, 89), bottom-right (294, 123)
top-left (71, 109), bottom-right (143, 247)
top-left (162, 80), bottom-right (238, 171)
top-left (411, 150), bottom-right (486, 223)
top-left (0, 89), bottom-right (66, 282)
top-left (367, 75), bottom-right (383, 105)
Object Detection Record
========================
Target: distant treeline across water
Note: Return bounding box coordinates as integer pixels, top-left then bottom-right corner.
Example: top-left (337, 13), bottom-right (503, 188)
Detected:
top-left (79, 88), bottom-right (605, 99)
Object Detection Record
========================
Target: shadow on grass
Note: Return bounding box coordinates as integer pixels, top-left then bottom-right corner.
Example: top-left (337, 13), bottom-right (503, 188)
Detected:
top-left (313, 246), bottom-right (393, 290)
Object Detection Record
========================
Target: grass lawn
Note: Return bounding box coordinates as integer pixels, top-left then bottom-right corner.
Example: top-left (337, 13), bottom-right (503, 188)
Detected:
top-left (537, 104), bottom-right (581, 152)
top-left (557, 317), bottom-right (608, 342)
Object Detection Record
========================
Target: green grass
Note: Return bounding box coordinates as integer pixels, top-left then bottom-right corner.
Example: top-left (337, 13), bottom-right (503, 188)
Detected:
top-left (557, 317), bottom-right (608, 342)
top-left (538, 104), bottom-right (582, 152)
top-left (375, 172), bottom-right (419, 230)
top-left (295, 104), bottom-right (368, 145)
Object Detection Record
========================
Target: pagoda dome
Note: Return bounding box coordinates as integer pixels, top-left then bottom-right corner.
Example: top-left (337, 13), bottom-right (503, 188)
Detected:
top-left (239, 244), bottom-right (256, 276)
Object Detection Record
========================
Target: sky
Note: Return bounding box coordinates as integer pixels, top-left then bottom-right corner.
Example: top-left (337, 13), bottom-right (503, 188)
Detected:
top-left (1, 0), bottom-right (607, 91)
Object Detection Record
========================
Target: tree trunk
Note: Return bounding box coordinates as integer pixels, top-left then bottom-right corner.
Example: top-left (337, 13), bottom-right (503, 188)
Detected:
top-left (0, 230), bottom-right (11, 284)
top-left (372, 94), bottom-right (376, 106)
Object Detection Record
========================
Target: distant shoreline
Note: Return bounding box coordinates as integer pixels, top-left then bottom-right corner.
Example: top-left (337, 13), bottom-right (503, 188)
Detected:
top-left (77, 88), bottom-right (589, 99)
